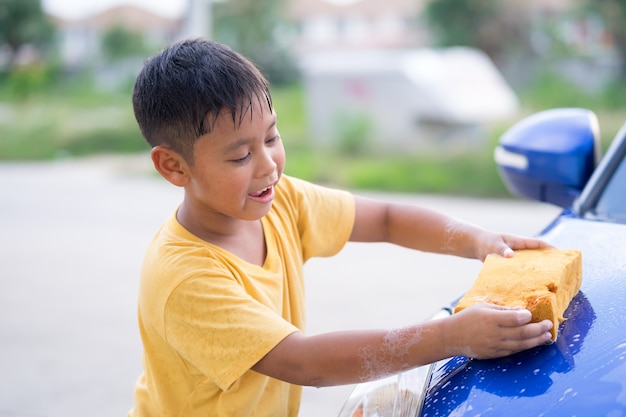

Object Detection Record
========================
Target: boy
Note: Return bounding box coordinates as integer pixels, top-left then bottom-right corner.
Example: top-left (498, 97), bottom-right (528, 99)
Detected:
top-left (129, 38), bottom-right (553, 417)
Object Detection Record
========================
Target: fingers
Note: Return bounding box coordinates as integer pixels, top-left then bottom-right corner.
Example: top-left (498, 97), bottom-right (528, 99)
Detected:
top-left (503, 235), bottom-right (553, 252)
top-left (456, 305), bottom-right (555, 359)
top-left (477, 233), bottom-right (552, 262)
top-left (495, 242), bottom-right (515, 258)
top-left (492, 320), bottom-right (554, 357)
top-left (501, 319), bottom-right (553, 342)
top-left (485, 305), bottom-right (553, 342)
top-left (473, 303), bottom-right (531, 325)
top-left (494, 235), bottom-right (552, 259)
top-left (498, 307), bottom-right (532, 326)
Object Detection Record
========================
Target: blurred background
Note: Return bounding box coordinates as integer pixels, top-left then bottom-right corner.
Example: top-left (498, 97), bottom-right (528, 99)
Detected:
top-left (2, 0), bottom-right (626, 195)
top-left (2, 1), bottom-right (621, 416)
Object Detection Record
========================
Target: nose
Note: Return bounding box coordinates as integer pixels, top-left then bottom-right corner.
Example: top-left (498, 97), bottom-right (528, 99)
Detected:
top-left (256, 146), bottom-right (278, 178)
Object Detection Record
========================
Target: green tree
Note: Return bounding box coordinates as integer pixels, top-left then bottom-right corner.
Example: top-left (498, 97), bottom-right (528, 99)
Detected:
top-left (584, 0), bottom-right (626, 81)
top-left (101, 25), bottom-right (147, 61)
top-left (0, 0), bottom-right (55, 68)
top-left (212, 0), bottom-right (299, 85)
top-left (424, 0), bottom-right (533, 67)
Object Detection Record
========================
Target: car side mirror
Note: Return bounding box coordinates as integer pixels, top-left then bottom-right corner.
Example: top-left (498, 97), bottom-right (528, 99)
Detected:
top-left (494, 108), bottom-right (601, 208)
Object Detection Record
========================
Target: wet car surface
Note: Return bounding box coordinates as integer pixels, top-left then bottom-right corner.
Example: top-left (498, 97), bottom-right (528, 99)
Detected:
top-left (337, 108), bottom-right (626, 417)
top-left (422, 218), bottom-right (626, 416)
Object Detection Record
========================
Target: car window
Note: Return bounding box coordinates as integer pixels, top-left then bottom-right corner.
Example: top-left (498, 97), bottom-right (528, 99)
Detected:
top-left (594, 154), bottom-right (626, 223)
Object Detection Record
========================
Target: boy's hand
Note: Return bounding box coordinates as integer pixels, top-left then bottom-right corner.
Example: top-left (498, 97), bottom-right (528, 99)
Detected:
top-left (474, 231), bottom-right (552, 262)
top-left (443, 304), bottom-right (553, 359)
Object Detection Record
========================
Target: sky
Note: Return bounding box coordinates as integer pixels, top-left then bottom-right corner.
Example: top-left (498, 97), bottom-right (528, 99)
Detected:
top-left (42, 0), bottom-right (187, 19)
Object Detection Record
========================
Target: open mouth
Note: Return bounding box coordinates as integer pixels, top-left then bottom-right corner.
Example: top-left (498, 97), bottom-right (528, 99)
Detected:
top-left (250, 185), bottom-right (272, 199)
top-left (250, 186), bottom-right (272, 197)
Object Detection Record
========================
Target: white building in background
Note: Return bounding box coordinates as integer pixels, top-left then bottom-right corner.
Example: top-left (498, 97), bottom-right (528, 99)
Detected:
top-left (286, 0), bottom-right (431, 53)
top-left (49, 0), bottom-right (219, 71)
top-left (48, 0), bottom-right (601, 72)
top-left (50, 5), bottom-right (179, 70)
top-left (44, 0), bottom-right (617, 136)
top-left (177, 0), bottom-right (214, 41)
top-left (301, 47), bottom-right (519, 149)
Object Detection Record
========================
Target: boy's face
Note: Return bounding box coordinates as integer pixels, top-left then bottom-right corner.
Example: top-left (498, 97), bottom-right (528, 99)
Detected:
top-left (183, 99), bottom-right (285, 223)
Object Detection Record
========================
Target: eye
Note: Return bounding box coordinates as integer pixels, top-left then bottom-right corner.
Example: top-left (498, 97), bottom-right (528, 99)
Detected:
top-left (232, 152), bottom-right (251, 163)
top-left (266, 135), bottom-right (281, 145)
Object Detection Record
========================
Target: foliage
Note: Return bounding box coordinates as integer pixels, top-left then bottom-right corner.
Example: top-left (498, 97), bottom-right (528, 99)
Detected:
top-left (517, 70), bottom-right (626, 152)
top-left (0, 59), bottom-right (118, 101)
top-left (599, 79), bottom-right (626, 109)
top-left (519, 68), bottom-right (626, 110)
top-left (1, 76), bottom-right (626, 196)
top-left (423, 0), bottom-right (533, 65)
top-left (332, 112), bottom-right (372, 155)
top-left (0, 0), bottom-right (55, 68)
top-left (0, 62), bottom-right (59, 98)
top-left (271, 83), bottom-right (308, 146)
top-left (425, 0), bottom-right (626, 85)
top-left (425, 0), bottom-right (496, 47)
top-left (582, 0), bottom-right (626, 80)
top-left (283, 141), bottom-right (508, 196)
top-left (100, 25), bottom-right (148, 61)
top-left (518, 70), bottom-right (597, 109)
top-left (0, 91), bottom-right (147, 160)
top-left (213, 0), bottom-right (300, 85)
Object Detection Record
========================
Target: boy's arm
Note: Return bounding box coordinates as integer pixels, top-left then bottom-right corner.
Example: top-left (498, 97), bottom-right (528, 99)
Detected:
top-left (251, 304), bottom-right (553, 387)
top-left (348, 195), bottom-right (550, 261)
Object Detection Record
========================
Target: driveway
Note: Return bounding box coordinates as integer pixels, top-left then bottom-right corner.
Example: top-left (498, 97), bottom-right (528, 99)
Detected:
top-left (0, 155), bottom-right (561, 417)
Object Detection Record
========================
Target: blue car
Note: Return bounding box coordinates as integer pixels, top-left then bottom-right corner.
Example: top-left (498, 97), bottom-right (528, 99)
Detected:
top-left (337, 108), bottom-right (626, 417)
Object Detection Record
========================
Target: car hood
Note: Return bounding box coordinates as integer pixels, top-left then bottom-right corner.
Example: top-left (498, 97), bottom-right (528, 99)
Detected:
top-left (421, 217), bottom-right (626, 416)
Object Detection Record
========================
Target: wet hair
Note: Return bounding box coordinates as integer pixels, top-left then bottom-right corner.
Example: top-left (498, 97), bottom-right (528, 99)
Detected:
top-left (132, 38), bottom-right (273, 163)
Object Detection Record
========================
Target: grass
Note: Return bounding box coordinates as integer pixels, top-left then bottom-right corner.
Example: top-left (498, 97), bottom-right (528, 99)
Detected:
top-left (1, 70), bottom-right (625, 197)
top-left (0, 82), bottom-right (149, 160)
top-left (283, 144), bottom-right (509, 196)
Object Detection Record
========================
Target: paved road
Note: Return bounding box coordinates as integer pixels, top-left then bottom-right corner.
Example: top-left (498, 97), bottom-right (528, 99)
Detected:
top-left (0, 155), bottom-right (561, 417)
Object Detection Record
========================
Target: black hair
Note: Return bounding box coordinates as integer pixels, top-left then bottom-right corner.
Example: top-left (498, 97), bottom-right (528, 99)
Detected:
top-left (132, 38), bottom-right (273, 163)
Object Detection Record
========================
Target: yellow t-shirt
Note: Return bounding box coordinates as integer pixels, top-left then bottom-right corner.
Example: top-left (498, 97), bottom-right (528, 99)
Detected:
top-left (129, 175), bottom-right (355, 417)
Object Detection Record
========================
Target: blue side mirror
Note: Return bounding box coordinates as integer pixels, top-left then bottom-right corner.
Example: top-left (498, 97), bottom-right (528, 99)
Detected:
top-left (494, 108), bottom-right (600, 208)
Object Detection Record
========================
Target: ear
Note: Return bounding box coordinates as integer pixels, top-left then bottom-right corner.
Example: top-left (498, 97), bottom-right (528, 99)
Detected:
top-left (151, 146), bottom-right (191, 187)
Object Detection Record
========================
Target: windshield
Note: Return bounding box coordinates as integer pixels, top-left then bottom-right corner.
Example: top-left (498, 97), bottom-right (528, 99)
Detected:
top-left (594, 153), bottom-right (626, 223)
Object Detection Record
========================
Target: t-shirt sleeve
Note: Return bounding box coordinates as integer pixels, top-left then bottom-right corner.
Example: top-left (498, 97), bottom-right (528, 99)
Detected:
top-left (164, 264), bottom-right (299, 391)
top-left (280, 176), bottom-right (355, 261)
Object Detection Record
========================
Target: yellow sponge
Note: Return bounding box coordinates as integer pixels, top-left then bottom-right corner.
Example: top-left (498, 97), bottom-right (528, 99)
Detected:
top-left (454, 248), bottom-right (582, 341)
